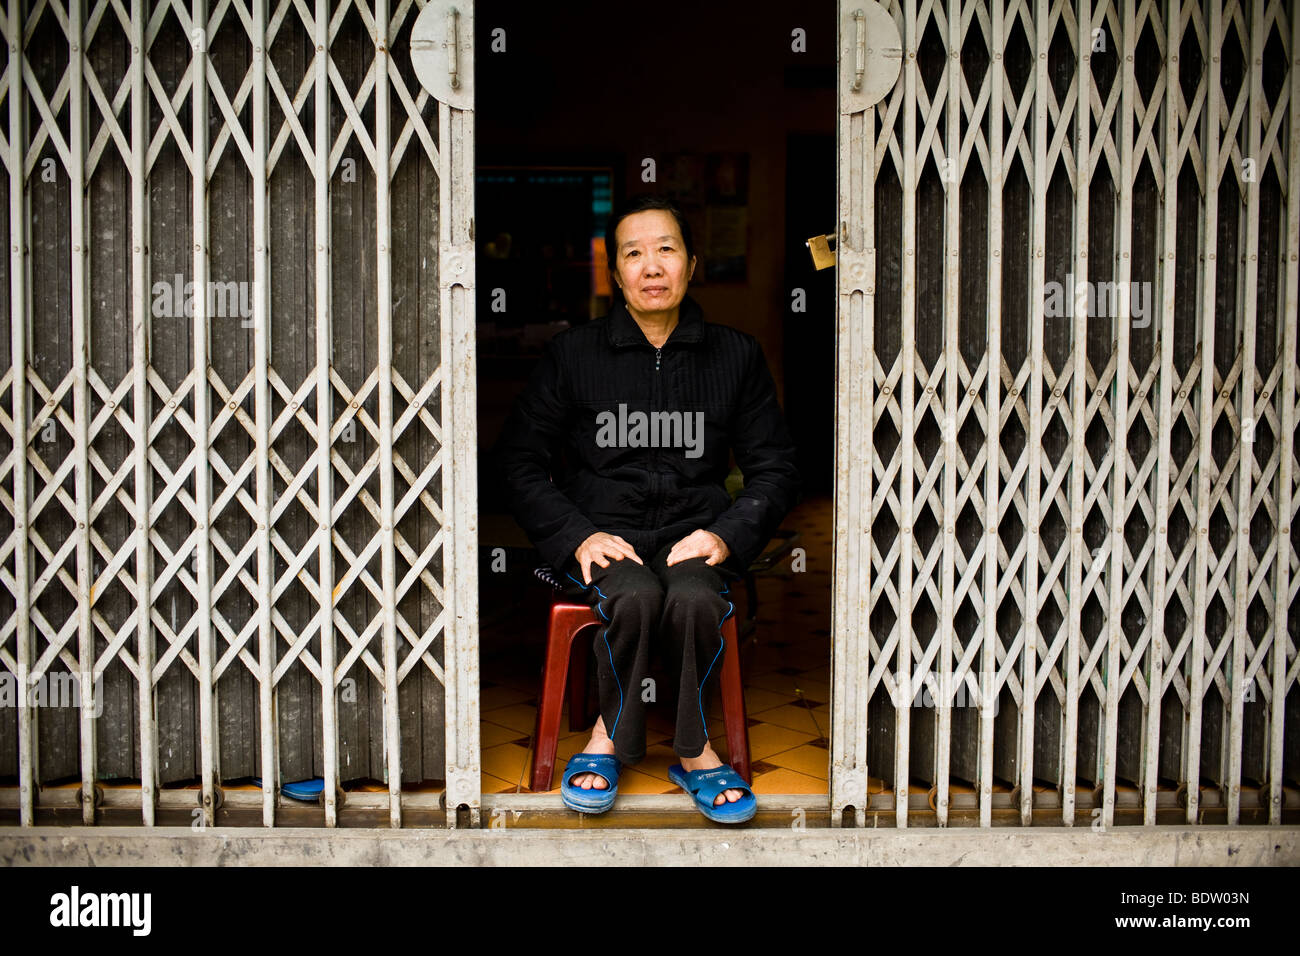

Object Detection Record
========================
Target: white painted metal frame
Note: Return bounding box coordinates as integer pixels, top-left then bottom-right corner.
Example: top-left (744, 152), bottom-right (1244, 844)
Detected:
top-left (831, 2), bottom-right (881, 828)
top-left (0, 0), bottom-right (478, 827)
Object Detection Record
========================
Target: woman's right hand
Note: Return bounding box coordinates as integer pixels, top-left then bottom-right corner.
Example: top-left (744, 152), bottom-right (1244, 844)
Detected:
top-left (575, 532), bottom-right (642, 584)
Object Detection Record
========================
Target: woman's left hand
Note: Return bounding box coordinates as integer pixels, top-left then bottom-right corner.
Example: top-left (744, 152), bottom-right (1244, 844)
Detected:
top-left (666, 529), bottom-right (731, 566)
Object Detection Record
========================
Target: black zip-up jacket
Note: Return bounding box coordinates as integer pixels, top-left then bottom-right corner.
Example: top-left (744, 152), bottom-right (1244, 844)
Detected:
top-left (495, 293), bottom-right (800, 572)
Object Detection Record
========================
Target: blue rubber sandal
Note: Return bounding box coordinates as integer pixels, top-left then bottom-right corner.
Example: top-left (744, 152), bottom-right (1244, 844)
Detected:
top-left (668, 763), bottom-right (757, 823)
top-left (561, 753), bottom-right (621, 813)
top-left (280, 777), bottom-right (324, 801)
top-left (251, 776), bottom-right (324, 802)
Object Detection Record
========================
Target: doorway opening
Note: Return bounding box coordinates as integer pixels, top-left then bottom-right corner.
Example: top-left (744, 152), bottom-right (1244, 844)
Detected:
top-left (471, 0), bottom-right (839, 819)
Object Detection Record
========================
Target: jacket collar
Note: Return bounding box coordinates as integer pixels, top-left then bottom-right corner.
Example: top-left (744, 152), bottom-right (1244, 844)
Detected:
top-left (605, 292), bottom-right (705, 348)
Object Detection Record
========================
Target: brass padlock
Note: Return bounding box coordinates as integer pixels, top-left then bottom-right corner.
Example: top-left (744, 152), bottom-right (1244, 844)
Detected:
top-left (806, 233), bottom-right (836, 271)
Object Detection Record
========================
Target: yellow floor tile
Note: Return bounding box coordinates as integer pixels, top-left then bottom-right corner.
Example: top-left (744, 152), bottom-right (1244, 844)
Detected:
top-left (741, 653), bottom-right (786, 677)
top-left (616, 768), bottom-right (676, 794)
top-left (632, 743), bottom-right (682, 779)
top-left (555, 731), bottom-right (594, 763)
top-left (746, 722), bottom-right (817, 761)
top-left (764, 743), bottom-right (831, 780)
top-left (480, 741), bottom-right (531, 784)
top-left (481, 702), bottom-right (539, 735)
top-left (742, 686), bottom-right (797, 713)
top-left (346, 781), bottom-right (389, 793)
top-left (752, 703), bottom-right (827, 736)
top-left (480, 720), bottom-right (527, 749)
top-left (750, 766), bottom-right (827, 796)
top-left (480, 772), bottom-right (519, 794)
top-left (744, 670), bottom-right (804, 695)
top-left (480, 684), bottom-right (535, 711)
top-left (788, 679), bottom-right (831, 703)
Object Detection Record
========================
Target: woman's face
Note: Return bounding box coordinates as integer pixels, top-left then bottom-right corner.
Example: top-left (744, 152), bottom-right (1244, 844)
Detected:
top-left (610, 209), bottom-right (697, 317)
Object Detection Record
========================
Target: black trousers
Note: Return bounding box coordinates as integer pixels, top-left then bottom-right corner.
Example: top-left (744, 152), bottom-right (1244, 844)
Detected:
top-left (559, 529), bottom-right (741, 765)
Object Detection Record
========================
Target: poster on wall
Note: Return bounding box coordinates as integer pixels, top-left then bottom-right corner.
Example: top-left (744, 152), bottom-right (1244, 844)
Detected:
top-left (703, 153), bottom-right (748, 281)
top-left (661, 151), bottom-right (749, 282)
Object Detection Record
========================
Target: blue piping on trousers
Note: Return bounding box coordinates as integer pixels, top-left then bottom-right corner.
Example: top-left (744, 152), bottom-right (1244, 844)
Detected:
top-left (697, 583), bottom-right (733, 739)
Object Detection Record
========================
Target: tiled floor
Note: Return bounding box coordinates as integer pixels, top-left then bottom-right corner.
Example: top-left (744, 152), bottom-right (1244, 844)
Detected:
top-left (478, 496), bottom-right (835, 796)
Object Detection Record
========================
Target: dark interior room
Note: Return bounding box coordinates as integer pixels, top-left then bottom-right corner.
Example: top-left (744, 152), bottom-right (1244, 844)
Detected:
top-left (473, 0), bottom-right (839, 798)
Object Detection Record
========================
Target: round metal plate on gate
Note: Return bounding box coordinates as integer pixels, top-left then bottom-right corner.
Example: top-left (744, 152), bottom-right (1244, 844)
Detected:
top-left (839, 0), bottom-right (903, 112)
top-left (410, 0), bottom-right (474, 108)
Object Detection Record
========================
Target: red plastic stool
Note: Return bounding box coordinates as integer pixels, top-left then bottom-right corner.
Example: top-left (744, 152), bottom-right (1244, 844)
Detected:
top-left (529, 600), bottom-right (750, 792)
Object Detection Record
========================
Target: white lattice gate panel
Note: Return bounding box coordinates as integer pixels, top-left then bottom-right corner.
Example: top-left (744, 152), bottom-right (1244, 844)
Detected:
top-left (834, 0), bottom-right (1299, 826)
top-left (0, 0), bottom-right (478, 828)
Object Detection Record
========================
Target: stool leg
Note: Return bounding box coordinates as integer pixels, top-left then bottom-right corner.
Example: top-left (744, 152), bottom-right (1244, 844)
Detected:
top-left (718, 615), bottom-right (750, 783)
top-left (530, 611), bottom-right (579, 791)
top-left (530, 608), bottom-right (598, 792)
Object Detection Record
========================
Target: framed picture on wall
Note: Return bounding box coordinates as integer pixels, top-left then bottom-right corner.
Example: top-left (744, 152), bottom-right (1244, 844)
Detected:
top-left (660, 151), bottom-right (750, 282)
top-left (704, 152), bottom-right (748, 281)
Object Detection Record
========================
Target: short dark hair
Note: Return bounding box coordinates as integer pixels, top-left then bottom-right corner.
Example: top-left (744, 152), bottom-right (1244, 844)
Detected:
top-left (604, 194), bottom-right (695, 277)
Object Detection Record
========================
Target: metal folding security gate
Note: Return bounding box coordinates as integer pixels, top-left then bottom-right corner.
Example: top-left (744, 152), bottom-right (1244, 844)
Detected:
top-left (0, 0), bottom-right (479, 827)
top-left (833, 0), bottom-right (1299, 826)
top-left (4, 0), bottom-right (1297, 836)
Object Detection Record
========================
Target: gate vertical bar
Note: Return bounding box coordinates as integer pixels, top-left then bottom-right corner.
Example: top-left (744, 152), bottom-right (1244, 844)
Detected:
top-left (7, 0), bottom-right (34, 827)
top-left (1101, 0), bottom-right (1137, 831)
top-left (831, 106), bottom-right (859, 822)
top-left (896, 0), bottom-right (919, 828)
top-left (439, 73), bottom-right (482, 826)
top-left (984, 0), bottom-right (1005, 829)
top-left (860, 69), bottom-right (876, 835)
top-left (1025, 0), bottom-right (1051, 824)
top-left (374, 0), bottom-right (401, 829)
top-left (69, 0), bottom-right (97, 825)
top-left (315, 0), bottom-right (342, 829)
top-left (1270, 0), bottom-right (1300, 827)
top-left (1225, 0), bottom-right (1264, 828)
top-left (936, 0), bottom-right (962, 829)
top-left (190, 0), bottom-right (218, 827)
top-left (1187, 0), bottom-right (1223, 825)
top-left (1063, 0), bottom-right (1093, 827)
top-left (1145, 0), bottom-right (1181, 828)
top-left (831, 114), bottom-right (873, 826)
top-left (253, 0), bottom-right (276, 827)
top-left (130, 0), bottom-right (158, 826)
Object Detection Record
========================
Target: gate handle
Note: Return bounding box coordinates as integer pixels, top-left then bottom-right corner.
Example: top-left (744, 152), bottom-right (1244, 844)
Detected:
top-left (852, 9), bottom-right (866, 92)
top-left (447, 6), bottom-right (460, 90)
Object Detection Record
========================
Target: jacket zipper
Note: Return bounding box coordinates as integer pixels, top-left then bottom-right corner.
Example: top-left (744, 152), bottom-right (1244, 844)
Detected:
top-left (647, 346), bottom-right (663, 528)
